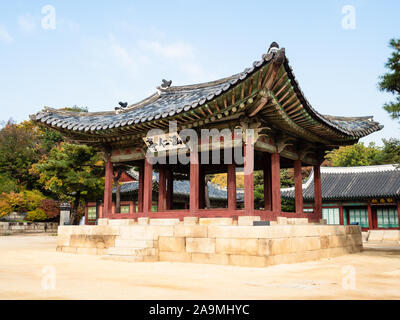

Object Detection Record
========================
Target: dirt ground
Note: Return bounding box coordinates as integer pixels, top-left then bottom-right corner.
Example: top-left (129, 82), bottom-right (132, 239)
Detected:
top-left (0, 234), bottom-right (399, 300)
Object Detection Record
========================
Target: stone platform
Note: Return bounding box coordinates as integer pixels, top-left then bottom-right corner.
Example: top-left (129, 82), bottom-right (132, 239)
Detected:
top-left (56, 217), bottom-right (363, 267)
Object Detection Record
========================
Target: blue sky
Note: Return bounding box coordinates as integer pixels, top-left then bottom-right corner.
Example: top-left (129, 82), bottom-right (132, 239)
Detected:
top-left (0, 0), bottom-right (399, 145)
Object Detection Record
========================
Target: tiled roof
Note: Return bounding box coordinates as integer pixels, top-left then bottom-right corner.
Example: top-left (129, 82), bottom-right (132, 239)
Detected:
top-left (281, 164), bottom-right (400, 201)
top-left (31, 42), bottom-right (382, 142)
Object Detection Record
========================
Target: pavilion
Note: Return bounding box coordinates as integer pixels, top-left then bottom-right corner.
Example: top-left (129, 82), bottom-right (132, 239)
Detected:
top-left (31, 42), bottom-right (383, 223)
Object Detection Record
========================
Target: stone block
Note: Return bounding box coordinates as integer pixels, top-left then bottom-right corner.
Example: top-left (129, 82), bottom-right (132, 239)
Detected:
top-left (174, 225), bottom-right (207, 238)
top-left (97, 218), bottom-right (109, 226)
top-left (159, 251), bottom-right (192, 262)
top-left (199, 218), bottom-right (233, 226)
top-left (159, 236), bottom-right (185, 252)
top-left (114, 239), bottom-right (156, 248)
top-left (269, 238), bottom-right (292, 255)
top-left (77, 247), bottom-right (98, 255)
top-left (257, 239), bottom-right (271, 256)
top-left (383, 230), bottom-right (400, 242)
top-left (290, 225), bottom-right (318, 237)
top-left (368, 230), bottom-right (384, 242)
top-left (62, 246), bottom-right (77, 253)
top-left (320, 236), bottom-right (329, 249)
top-left (290, 236), bottom-right (321, 252)
top-left (328, 235), bottom-right (347, 248)
top-left (215, 238), bottom-right (259, 255)
top-left (229, 255), bottom-right (267, 267)
top-left (186, 238), bottom-right (215, 253)
top-left (138, 217), bottom-right (149, 225)
top-left (149, 218), bottom-right (180, 226)
top-left (57, 234), bottom-right (70, 247)
top-left (183, 217), bottom-right (199, 225)
top-left (191, 253), bottom-right (229, 265)
top-left (320, 219), bottom-right (327, 225)
top-left (146, 225), bottom-right (174, 237)
top-left (277, 217), bottom-right (288, 225)
top-left (69, 234), bottom-right (116, 248)
top-left (238, 216), bottom-right (261, 226)
top-left (108, 219), bottom-right (135, 226)
top-left (56, 246), bottom-right (63, 252)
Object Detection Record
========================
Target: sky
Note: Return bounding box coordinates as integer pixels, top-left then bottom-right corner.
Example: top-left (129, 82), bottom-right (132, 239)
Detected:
top-left (0, 0), bottom-right (399, 145)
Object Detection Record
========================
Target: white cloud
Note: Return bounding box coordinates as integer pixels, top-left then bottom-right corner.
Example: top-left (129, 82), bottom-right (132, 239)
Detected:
top-left (0, 26), bottom-right (14, 43)
top-left (138, 40), bottom-right (194, 59)
top-left (18, 14), bottom-right (36, 33)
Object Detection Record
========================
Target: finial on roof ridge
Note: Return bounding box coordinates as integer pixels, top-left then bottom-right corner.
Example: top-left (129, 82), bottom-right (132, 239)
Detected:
top-left (160, 79), bottom-right (172, 89)
top-left (268, 41), bottom-right (279, 54)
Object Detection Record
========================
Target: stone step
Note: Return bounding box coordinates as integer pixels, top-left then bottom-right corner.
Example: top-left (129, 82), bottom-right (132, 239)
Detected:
top-left (106, 247), bottom-right (157, 256)
top-left (114, 239), bottom-right (156, 248)
top-left (101, 255), bottom-right (158, 263)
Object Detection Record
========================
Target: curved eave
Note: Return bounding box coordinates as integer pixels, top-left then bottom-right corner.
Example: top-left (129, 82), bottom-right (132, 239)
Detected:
top-left (30, 43), bottom-right (383, 146)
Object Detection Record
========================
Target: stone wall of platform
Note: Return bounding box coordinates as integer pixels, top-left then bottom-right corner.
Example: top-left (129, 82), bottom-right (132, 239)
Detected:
top-left (56, 217), bottom-right (363, 267)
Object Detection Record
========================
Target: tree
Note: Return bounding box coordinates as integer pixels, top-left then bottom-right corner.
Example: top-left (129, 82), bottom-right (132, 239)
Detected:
top-left (379, 38), bottom-right (400, 123)
top-left (325, 142), bottom-right (382, 167)
top-left (377, 138), bottom-right (400, 164)
top-left (31, 142), bottom-right (105, 224)
top-left (0, 120), bottom-right (45, 189)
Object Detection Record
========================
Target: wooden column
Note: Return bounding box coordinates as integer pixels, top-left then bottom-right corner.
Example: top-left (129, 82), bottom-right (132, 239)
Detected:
top-left (398, 202), bottom-right (400, 230)
top-left (166, 168), bottom-right (173, 210)
top-left (271, 152), bottom-right (281, 213)
top-left (244, 140), bottom-right (254, 214)
top-left (190, 151), bottom-right (199, 214)
top-left (313, 165), bottom-right (322, 220)
top-left (294, 159), bottom-right (303, 215)
top-left (339, 203), bottom-right (344, 225)
top-left (103, 156), bottom-right (113, 217)
top-left (368, 202), bottom-right (373, 230)
top-left (143, 158), bottom-right (153, 214)
top-left (263, 153), bottom-right (272, 211)
top-left (138, 163), bottom-right (144, 213)
top-left (199, 166), bottom-right (206, 209)
top-left (227, 163), bottom-right (237, 211)
top-left (158, 165), bottom-right (166, 212)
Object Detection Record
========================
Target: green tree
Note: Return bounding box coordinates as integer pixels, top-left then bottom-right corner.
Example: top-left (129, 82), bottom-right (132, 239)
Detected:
top-left (377, 138), bottom-right (400, 164)
top-left (325, 142), bottom-right (382, 167)
top-left (0, 120), bottom-right (45, 189)
top-left (379, 38), bottom-right (400, 123)
top-left (31, 142), bottom-right (105, 224)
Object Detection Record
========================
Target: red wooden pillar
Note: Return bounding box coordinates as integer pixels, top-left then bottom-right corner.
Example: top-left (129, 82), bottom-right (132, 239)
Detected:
top-left (190, 151), bottom-right (199, 214)
top-left (138, 163), bottom-right (144, 213)
top-left (166, 168), bottom-right (173, 210)
top-left (244, 139), bottom-right (254, 214)
top-left (368, 202), bottom-right (373, 230)
top-left (227, 163), bottom-right (236, 211)
top-left (103, 155), bottom-right (113, 217)
top-left (339, 203), bottom-right (344, 225)
top-left (294, 159), bottom-right (303, 215)
top-left (263, 153), bottom-right (272, 211)
top-left (313, 165), bottom-right (322, 220)
top-left (271, 152), bottom-right (281, 213)
top-left (398, 202), bottom-right (400, 230)
top-left (199, 166), bottom-right (206, 209)
top-left (158, 165), bottom-right (166, 212)
top-left (143, 158), bottom-right (153, 214)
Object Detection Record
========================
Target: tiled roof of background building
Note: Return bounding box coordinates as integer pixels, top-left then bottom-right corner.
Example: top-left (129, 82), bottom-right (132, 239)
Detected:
top-left (281, 164), bottom-right (400, 201)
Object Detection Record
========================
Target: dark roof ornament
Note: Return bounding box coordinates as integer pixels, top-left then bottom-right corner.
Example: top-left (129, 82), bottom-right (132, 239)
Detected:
top-left (268, 41), bottom-right (279, 54)
top-left (160, 79), bottom-right (172, 89)
top-left (115, 101), bottom-right (128, 112)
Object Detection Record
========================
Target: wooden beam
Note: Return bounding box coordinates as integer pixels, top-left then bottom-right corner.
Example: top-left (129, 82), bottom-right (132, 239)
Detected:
top-left (190, 151), bottom-right (199, 214)
top-left (227, 163), bottom-right (237, 211)
top-left (313, 165), bottom-right (322, 220)
top-left (271, 152), bottom-right (281, 213)
top-left (103, 155), bottom-right (113, 217)
top-left (294, 159), bottom-right (303, 215)
top-left (244, 139), bottom-right (254, 215)
top-left (158, 164), bottom-right (166, 212)
top-left (166, 168), bottom-right (173, 210)
top-left (263, 153), bottom-right (272, 211)
top-left (138, 163), bottom-right (144, 213)
top-left (143, 158), bottom-right (153, 214)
